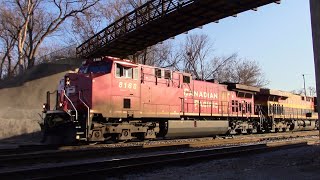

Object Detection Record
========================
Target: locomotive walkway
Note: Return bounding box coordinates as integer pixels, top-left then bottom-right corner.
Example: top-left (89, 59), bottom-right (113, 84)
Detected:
top-left (76, 0), bottom-right (281, 58)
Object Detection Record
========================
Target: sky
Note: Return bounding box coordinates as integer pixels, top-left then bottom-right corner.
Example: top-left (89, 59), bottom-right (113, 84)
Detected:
top-left (171, 0), bottom-right (315, 92)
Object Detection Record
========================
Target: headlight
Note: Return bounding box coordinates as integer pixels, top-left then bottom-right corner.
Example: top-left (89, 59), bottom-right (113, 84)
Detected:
top-left (65, 76), bottom-right (70, 86)
top-left (42, 103), bottom-right (47, 112)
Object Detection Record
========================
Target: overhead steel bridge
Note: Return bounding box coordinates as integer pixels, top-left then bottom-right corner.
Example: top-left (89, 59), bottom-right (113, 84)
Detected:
top-left (76, 0), bottom-right (281, 58)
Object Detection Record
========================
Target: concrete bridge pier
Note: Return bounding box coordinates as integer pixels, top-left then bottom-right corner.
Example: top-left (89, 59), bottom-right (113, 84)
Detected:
top-left (310, 0), bottom-right (320, 136)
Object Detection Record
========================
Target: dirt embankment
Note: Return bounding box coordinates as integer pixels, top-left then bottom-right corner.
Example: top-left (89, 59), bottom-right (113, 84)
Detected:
top-left (0, 58), bottom-right (82, 140)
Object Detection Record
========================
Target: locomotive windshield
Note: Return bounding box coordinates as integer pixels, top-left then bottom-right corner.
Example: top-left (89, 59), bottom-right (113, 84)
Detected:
top-left (79, 61), bottom-right (112, 74)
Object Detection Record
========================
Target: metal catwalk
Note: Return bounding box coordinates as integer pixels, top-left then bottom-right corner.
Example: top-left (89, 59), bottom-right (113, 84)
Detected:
top-left (76, 0), bottom-right (280, 58)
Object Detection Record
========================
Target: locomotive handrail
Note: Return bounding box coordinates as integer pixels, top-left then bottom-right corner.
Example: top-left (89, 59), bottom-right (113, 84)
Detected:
top-left (79, 91), bottom-right (90, 139)
top-left (63, 90), bottom-right (78, 121)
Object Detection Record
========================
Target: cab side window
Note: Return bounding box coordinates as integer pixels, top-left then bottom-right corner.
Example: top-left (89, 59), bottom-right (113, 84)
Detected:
top-left (116, 63), bottom-right (133, 78)
top-left (155, 68), bottom-right (162, 78)
top-left (164, 70), bottom-right (171, 79)
top-left (183, 75), bottom-right (190, 83)
top-left (133, 68), bottom-right (139, 80)
top-left (116, 64), bottom-right (123, 77)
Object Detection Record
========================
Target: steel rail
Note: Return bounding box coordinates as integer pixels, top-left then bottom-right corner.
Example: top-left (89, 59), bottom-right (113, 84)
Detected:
top-left (0, 130), bottom-right (317, 156)
top-left (0, 144), bottom-right (189, 166)
top-left (0, 142), bottom-right (309, 179)
top-left (0, 144), bottom-right (62, 156)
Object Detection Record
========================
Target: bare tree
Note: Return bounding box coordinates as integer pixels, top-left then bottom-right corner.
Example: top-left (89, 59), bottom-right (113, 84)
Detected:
top-left (291, 89), bottom-right (304, 96)
top-left (132, 41), bottom-right (172, 66)
top-left (15, 0), bottom-right (38, 74)
top-left (0, 5), bottom-right (19, 78)
top-left (308, 86), bottom-right (316, 97)
top-left (25, 0), bottom-right (99, 68)
top-left (99, 0), bottom-right (146, 22)
top-left (292, 86), bottom-right (317, 97)
top-left (0, 32), bottom-right (16, 78)
top-left (0, 53), bottom-right (3, 79)
top-left (182, 34), bottom-right (211, 79)
top-left (172, 34), bottom-right (235, 80)
top-left (0, 0), bottom-right (39, 74)
top-left (215, 58), bottom-right (269, 87)
top-left (169, 33), bottom-right (268, 87)
top-left (0, 0), bottom-right (99, 75)
top-left (64, 0), bottom-right (133, 46)
top-left (69, 7), bottom-right (104, 44)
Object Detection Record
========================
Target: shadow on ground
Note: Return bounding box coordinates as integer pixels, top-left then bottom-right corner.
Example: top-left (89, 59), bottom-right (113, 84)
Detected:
top-left (0, 131), bottom-right (42, 146)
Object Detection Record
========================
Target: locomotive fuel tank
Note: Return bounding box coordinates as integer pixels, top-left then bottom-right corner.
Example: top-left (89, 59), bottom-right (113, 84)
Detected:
top-left (165, 120), bottom-right (229, 138)
top-left (292, 120), bottom-right (316, 131)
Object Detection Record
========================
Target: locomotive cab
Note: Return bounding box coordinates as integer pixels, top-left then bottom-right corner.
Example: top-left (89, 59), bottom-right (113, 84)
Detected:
top-left (78, 58), bottom-right (112, 75)
top-left (41, 57), bottom-right (143, 143)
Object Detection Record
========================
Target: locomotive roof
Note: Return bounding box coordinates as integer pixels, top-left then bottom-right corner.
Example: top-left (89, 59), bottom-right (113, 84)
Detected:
top-left (223, 83), bottom-right (260, 93)
top-left (259, 88), bottom-right (290, 98)
top-left (260, 88), bottom-right (317, 99)
top-left (83, 56), bottom-right (138, 67)
top-left (105, 56), bottom-right (193, 76)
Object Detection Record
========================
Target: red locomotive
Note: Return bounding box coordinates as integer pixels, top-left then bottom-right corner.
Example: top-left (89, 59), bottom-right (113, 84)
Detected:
top-left (41, 56), bottom-right (318, 143)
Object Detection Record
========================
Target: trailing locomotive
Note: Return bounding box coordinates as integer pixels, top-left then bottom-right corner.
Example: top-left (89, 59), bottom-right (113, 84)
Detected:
top-left (41, 56), bottom-right (318, 143)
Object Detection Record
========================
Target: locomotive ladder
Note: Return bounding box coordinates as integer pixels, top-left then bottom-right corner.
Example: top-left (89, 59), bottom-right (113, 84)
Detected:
top-left (63, 90), bottom-right (87, 140)
top-left (259, 110), bottom-right (265, 130)
top-left (257, 106), bottom-right (275, 132)
top-left (257, 105), bottom-right (268, 131)
top-left (79, 91), bottom-right (90, 140)
top-left (62, 90), bottom-right (78, 121)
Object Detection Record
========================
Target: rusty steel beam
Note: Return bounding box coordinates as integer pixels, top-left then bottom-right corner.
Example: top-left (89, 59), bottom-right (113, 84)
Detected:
top-left (76, 0), bottom-right (281, 58)
top-left (310, 0), bottom-right (320, 137)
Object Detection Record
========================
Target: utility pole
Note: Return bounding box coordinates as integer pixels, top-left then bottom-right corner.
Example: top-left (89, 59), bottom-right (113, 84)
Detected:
top-left (302, 74), bottom-right (307, 97)
top-left (310, 0), bottom-right (320, 138)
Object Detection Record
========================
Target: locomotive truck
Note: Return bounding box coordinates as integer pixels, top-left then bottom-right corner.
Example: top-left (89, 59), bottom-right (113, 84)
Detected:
top-left (41, 56), bottom-right (318, 143)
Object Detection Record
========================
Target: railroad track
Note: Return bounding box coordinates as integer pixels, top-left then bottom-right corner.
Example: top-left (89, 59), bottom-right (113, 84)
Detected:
top-left (0, 140), bottom-right (315, 179)
top-left (0, 131), bottom-right (317, 169)
top-left (0, 130), bottom-right (318, 156)
top-left (0, 144), bottom-right (61, 156)
top-left (0, 131), bottom-right (318, 167)
top-left (0, 144), bottom-right (188, 167)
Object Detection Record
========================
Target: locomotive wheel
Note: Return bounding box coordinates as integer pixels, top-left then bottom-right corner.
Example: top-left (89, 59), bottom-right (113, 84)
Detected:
top-left (111, 134), bottom-right (120, 143)
top-left (289, 123), bottom-right (295, 131)
top-left (157, 121), bottom-right (168, 138)
top-left (136, 133), bottom-right (145, 141)
top-left (257, 125), bottom-right (263, 134)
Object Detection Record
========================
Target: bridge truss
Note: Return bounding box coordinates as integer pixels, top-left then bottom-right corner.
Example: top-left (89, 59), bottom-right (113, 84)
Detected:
top-left (76, 0), bottom-right (281, 58)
